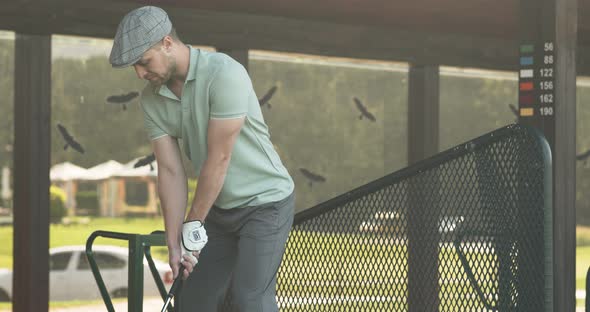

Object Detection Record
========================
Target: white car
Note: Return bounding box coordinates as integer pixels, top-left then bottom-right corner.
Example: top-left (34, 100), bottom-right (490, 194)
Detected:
top-left (0, 245), bottom-right (173, 302)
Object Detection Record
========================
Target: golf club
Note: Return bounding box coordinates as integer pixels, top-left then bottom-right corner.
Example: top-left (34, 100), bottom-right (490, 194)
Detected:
top-left (161, 263), bottom-right (185, 312)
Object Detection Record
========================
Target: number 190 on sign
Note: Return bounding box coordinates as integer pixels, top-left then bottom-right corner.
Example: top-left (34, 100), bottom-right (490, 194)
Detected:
top-left (540, 107), bottom-right (554, 116)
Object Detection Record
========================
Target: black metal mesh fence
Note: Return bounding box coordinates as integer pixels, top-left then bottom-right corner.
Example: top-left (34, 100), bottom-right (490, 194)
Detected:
top-left (275, 124), bottom-right (552, 312)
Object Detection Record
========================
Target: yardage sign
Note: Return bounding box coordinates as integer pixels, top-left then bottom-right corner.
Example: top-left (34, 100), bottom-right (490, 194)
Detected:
top-left (518, 41), bottom-right (556, 148)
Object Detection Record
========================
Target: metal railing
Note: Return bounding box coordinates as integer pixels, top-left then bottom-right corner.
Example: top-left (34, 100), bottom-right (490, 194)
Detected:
top-left (274, 124), bottom-right (552, 311)
top-left (86, 230), bottom-right (170, 312)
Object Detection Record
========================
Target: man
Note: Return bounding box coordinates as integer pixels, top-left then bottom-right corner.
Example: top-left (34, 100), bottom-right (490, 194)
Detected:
top-left (109, 6), bottom-right (295, 311)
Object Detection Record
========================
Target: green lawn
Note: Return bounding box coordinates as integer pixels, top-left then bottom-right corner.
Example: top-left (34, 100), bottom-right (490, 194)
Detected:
top-left (0, 217), bottom-right (169, 269)
top-left (577, 226), bottom-right (590, 292)
top-left (0, 298), bottom-right (128, 311)
top-left (577, 245), bottom-right (590, 289)
top-left (279, 227), bottom-right (590, 310)
top-left (278, 230), bottom-right (551, 311)
top-left (0, 217), bottom-right (169, 310)
top-left (0, 220), bottom-right (589, 310)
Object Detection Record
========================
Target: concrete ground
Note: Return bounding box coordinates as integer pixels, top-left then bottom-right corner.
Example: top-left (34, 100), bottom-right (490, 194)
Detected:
top-left (49, 297), bottom-right (167, 312)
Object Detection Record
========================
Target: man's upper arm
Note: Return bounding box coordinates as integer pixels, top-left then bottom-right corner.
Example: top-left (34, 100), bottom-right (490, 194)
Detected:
top-left (207, 117), bottom-right (245, 160)
top-left (207, 58), bottom-right (249, 159)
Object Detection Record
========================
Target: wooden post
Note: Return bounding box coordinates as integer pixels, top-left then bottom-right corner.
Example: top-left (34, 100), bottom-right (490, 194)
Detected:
top-left (13, 33), bottom-right (51, 312)
top-left (408, 64), bottom-right (439, 163)
top-left (217, 47), bottom-right (249, 71)
top-left (518, 0), bottom-right (577, 310)
top-left (147, 179), bottom-right (158, 216)
top-left (407, 63), bottom-right (440, 311)
top-left (116, 179), bottom-right (126, 216)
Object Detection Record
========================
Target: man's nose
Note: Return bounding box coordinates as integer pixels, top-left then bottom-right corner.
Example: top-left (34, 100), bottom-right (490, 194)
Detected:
top-left (133, 65), bottom-right (147, 80)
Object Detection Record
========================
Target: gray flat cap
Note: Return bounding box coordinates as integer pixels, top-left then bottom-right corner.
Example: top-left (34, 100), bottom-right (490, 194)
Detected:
top-left (109, 6), bottom-right (172, 68)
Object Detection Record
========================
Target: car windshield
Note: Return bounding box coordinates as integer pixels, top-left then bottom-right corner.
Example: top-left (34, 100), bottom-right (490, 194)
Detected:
top-left (50, 252), bottom-right (72, 271)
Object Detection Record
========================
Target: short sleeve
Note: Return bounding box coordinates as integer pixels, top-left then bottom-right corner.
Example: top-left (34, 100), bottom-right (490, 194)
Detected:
top-left (140, 100), bottom-right (168, 140)
top-left (209, 61), bottom-right (250, 119)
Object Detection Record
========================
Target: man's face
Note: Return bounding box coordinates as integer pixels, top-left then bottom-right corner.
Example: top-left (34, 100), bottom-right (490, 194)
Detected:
top-left (133, 44), bottom-right (175, 86)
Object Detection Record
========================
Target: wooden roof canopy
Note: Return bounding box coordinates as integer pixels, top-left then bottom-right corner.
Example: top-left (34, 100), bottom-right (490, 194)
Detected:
top-left (1, 0), bottom-right (588, 72)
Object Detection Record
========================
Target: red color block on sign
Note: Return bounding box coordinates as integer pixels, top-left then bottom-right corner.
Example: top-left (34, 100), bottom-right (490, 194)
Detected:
top-left (520, 95), bottom-right (534, 105)
top-left (519, 82), bottom-right (534, 91)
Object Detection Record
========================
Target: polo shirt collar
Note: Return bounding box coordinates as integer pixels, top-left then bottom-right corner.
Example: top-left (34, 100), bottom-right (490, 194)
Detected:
top-left (156, 85), bottom-right (177, 100)
top-left (186, 46), bottom-right (199, 82)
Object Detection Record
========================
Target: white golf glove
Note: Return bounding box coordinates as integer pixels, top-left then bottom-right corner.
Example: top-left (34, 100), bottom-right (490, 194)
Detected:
top-left (181, 220), bottom-right (208, 263)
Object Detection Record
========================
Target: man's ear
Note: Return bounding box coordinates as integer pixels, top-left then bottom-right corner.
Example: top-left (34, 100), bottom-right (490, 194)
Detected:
top-left (162, 36), bottom-right (174, 50)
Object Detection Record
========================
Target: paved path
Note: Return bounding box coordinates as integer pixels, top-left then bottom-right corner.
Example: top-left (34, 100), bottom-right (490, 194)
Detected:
top-left (1, 292), bottom-right (588, 311)
top-left (49, 297), bottom-right (167, 312)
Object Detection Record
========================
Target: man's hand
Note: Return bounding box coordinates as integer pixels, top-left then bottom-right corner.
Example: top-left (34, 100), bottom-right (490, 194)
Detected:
top-left (169, 244), bottom-right (198, 280)
top-left (182, 220), bottom-right (208, 254)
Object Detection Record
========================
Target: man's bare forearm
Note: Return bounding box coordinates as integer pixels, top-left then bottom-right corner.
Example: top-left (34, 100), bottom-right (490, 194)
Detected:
top-left (186, 156), bottom-right (230, 222)
top-left (158, 168), bottom-right (188, 248)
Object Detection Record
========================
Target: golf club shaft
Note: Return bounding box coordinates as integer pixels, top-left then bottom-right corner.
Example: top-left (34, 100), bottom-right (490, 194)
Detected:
top-left (161, 296), bottom-right (173, 312)
top-left (161, 263), bottom-right (185, 312)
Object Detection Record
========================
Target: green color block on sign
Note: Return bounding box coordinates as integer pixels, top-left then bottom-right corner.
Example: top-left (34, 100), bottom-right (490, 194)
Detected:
top-left (520, 44), bottom-right (535, 53)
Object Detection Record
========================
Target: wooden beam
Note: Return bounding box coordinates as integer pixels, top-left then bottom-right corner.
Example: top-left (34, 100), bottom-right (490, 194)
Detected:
top-left (154, 0), bottom-right (519, 39)
top-left (110, 5), bottom-right (523, 71)
top-left (12, 33), bottom-right (51, 312)
top-left (0, 0), bottom-right (518, 71)
top-left (0, 0), bottom-right (588, 74)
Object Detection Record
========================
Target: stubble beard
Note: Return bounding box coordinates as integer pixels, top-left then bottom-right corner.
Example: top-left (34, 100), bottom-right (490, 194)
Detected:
top-left (149, 51), bottom-right (177, 87)
top-left (156, 54), bottom-right (177, 87)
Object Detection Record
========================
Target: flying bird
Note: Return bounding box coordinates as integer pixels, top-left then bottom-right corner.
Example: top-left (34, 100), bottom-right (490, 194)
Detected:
top-left (106, 91), bottom-right (139, 110)
top-left (577, 149), bottom-right (590, 164)
top-left (299, 168), bottom-right (326, 188)
top-left (134, 153), bottom-right (156, 171)
top-left (56, 124), bottom-right (85, 154)
top-left (508, 103), bottom-right (520, 122)
top-left (508, 104), bottom-right (518, 116)
top-left (353, 97), bottom-right (376, 122)
top-left (258, 86), bottom-right (277, 109)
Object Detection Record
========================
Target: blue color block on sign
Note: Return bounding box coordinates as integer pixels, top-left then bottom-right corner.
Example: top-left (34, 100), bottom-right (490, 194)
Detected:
top-left (520, 56), bottom-right (534, 66)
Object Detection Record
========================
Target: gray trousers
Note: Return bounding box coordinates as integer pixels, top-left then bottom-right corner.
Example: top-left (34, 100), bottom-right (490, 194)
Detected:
top-left (176, 192), bottom-right (294, 312)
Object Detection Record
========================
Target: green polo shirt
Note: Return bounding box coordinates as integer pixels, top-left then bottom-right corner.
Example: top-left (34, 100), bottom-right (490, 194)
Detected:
top-left (139, 47), bottom-right (294, 209)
